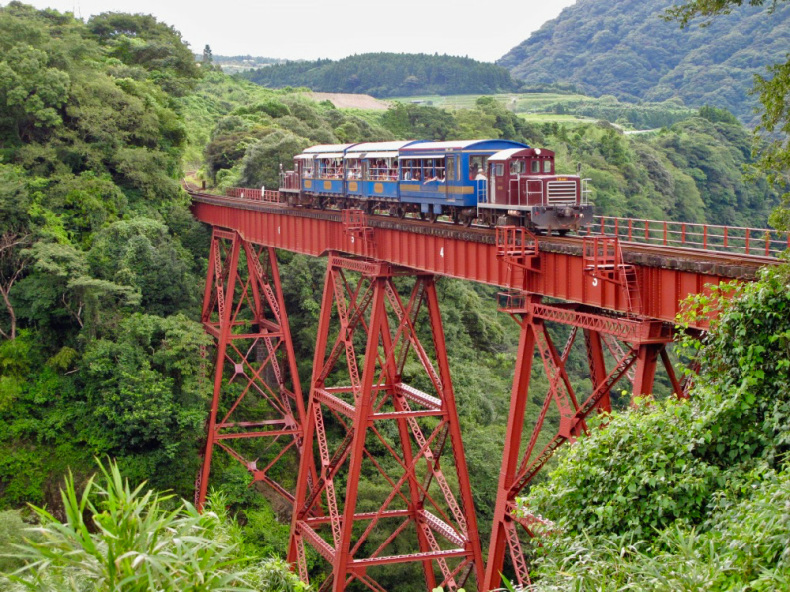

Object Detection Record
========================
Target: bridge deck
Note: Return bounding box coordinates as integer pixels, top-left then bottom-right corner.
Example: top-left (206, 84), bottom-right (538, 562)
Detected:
top-left (190, 191), bottom-right (778, 327)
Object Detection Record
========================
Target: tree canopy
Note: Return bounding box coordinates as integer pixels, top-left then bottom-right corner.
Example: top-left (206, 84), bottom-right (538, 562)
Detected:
top-left (241, 52), bottom-right (520, 98)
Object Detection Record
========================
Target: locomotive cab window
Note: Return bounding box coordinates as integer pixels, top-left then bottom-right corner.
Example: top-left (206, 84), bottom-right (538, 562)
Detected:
top-left (531, 160), bottom-right (540, 173)
top-left (510, 160), bottom-right (525, 175)
top-left (495, 164), bottom-right (504, 176)
top-left (543, 160), bottom-right (552, 174)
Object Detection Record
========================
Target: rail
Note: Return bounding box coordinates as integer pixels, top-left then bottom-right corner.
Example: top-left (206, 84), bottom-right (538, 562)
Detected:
top-left (584, 216), bottom-right (789, 259)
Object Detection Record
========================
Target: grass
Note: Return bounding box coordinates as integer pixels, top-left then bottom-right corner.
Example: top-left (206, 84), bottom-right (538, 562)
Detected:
top-left (390, 92), bottom-right (596, 110)
top-left (387, 92), bottom-right (696, 130)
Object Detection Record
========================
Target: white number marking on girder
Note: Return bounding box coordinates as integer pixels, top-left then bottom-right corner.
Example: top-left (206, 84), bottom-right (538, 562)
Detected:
top-left (440, 247), bottom-right (444, 258)
top-left (592, 277), bottom-right (598, 287)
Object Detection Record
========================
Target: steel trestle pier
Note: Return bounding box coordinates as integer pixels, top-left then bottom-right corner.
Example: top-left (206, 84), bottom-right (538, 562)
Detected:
top-left (189, 188), bottom-right (783, 590)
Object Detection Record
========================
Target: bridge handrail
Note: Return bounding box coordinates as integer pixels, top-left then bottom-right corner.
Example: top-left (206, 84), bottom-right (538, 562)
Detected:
top-left (225, 187), bottom-right (282, 203)
top-left (584, 216), bottom-right (789, 259)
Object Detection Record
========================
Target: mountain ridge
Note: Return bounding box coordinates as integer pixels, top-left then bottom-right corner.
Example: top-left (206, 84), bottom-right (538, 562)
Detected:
top-left (498, 0), bottom-right (790, 124)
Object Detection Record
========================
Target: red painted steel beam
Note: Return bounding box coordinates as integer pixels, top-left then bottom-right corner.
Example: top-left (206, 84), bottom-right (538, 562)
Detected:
top-left (196, 231), bottom-right (314, 512)
top-left (288, 255), bottom-right (483, 592)
top-left (190, 198), bottom-right (752, 326)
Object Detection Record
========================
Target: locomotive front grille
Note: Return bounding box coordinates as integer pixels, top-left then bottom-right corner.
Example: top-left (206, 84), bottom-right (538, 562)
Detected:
top-left (546, 180), bottom-right (578, 205)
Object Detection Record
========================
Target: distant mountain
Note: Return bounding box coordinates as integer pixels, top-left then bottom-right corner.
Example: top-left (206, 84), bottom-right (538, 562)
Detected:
top-left (240, 53), bottom-right (519, 98)
top-left (499, 0), bottom-right (790, 124)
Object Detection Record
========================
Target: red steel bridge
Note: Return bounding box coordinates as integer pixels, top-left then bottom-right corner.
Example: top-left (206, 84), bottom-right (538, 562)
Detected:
top-left (189, 186), bottom-right (786, 592)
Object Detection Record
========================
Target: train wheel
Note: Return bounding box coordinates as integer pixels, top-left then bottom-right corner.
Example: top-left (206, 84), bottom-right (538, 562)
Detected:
top-left (419, 211), bottom-right (427, 221)
top-left (462, 213), bottom-right (475, 227)
top-left (397, 207), bottom-right (406, 219)
top-left (427, 212), bottom-right (438, 223)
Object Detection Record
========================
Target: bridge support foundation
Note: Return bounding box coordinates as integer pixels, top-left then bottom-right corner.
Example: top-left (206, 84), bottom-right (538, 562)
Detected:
top-left (288, 253), bottom-right (484, 592)
top-left (196, 229), bottom-right (311, 511)
top-left (483, 296), bottom-right (680, 591)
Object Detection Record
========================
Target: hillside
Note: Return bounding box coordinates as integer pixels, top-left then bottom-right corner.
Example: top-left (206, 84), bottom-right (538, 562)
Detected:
top-left (240, 52), bottom-right (519, 97)
top-left (499, 0), bottom-right (790, 124)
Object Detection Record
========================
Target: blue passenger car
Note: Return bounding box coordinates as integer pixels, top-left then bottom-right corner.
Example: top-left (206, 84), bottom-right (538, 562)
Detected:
top-left (344, 141), bottom-right (424, 203)
top-left (299, 143), bottom-right (358, 202)
top-left (397, 140), bottom-right (527, 220)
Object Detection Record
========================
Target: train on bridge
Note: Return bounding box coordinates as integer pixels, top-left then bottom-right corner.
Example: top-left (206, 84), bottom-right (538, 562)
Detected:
top-left (279, 139), bottom-right (593, 232)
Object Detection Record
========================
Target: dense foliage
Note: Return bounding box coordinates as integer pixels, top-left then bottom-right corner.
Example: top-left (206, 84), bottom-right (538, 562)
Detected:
top-left (2, 460), bottom-right (305, 591)
top-left (0, 0), bottom-right (211, 505)
top-left (523, 263), bottom-right (790, 589)
top-left (499, 0), bottom-right (790, 125)
top-left (241, 53), bottom-right (519, 98)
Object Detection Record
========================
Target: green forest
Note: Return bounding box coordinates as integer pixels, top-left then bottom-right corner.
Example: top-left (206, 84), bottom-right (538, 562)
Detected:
top-left (1, 0), bottom-right (789, 590)
top-left (499, 0), bottom-right (790, 125)
top-left (240, 53), bottom-right (520, 98)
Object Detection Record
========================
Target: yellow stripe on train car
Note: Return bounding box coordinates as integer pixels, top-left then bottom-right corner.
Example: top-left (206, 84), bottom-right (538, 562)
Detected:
top-left (400, 184), bottom-right (475, 195)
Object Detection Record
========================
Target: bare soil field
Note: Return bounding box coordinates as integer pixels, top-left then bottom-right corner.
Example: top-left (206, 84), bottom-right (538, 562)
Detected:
top-left (307, 92), bottom-right (390, 110)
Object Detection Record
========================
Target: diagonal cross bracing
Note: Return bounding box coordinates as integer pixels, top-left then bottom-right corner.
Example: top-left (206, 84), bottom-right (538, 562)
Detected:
top-left (288, 253), bottom-right (483, 592)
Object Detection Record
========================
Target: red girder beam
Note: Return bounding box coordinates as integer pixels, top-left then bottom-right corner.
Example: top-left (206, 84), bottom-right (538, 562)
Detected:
top-left (484, 299), bottom-right (538, 592)
top-left (351, 548), bottom-right (467, 568)
top-left (190, 198), bottom-right (757, 326)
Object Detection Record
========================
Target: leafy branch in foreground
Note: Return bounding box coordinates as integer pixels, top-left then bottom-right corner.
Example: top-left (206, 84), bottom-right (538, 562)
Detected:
top-left (2, 459), bottom-right (305, 591)
top-left (664, 0), bottom-right (780, 27)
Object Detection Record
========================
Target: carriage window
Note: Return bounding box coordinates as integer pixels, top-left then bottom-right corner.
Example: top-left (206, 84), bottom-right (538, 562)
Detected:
top-left (402, 160), bottom-right (420, 181)
top-left (346, 159), bottom-right (361, 180)
top-left (428, 158), bottom-right (445, 181)
top-left (543, 160), bottom-right (552, 174)
top-left (447, 157), bottom-right (455, 181)
top-left (470, 155), bottom-right (486, 179)
top-left (531, 160), bottom-right (540, 173)
top-left (495, 164), bottom-right (504, 176)
top-left (318, 159), bottom-right (344, 178)
top-left (369, 159), bottom-right (395, 180)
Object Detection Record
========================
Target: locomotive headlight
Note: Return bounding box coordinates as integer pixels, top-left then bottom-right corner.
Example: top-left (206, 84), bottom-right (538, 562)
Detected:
top-left (534, 148), bottom-right (541, 155)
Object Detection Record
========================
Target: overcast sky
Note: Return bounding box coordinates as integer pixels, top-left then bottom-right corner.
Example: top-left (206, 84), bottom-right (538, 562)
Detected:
top-left (9, 0), bottom-right (577, 62)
